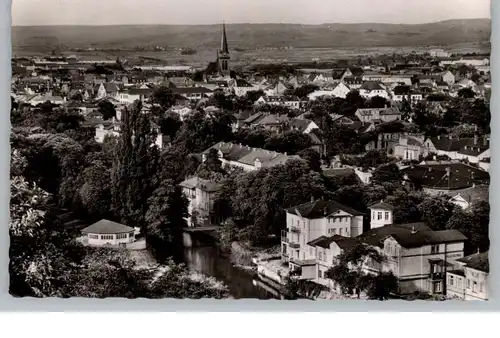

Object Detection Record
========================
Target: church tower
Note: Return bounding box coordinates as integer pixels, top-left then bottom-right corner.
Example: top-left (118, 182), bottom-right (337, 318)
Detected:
top-left (217, 22), bottom-right (230, 77)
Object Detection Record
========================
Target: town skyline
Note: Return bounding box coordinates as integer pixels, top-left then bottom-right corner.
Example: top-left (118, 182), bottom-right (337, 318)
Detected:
top-left (12, 0), bottom-right (490, 26)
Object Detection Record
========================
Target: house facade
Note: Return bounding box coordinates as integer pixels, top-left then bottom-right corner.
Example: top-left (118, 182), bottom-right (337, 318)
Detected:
top-left (446, 252), bottom-right (489, 301)
top-left (81, 219), bottom-right (136, 247)
top-left (179, 176), bottom-right (221, 227)
top-left (203, 142), bottom-right (299, 172)
top-left (281, 199), bottom-right (364, 280)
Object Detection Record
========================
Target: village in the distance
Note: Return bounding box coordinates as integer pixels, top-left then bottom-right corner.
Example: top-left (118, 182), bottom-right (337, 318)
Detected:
top-left (10, 19), bottom-right (490, 301)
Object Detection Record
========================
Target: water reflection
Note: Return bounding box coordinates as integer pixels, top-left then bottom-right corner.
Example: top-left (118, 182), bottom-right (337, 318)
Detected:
top-left (182, 245), bottom-right (278, 299)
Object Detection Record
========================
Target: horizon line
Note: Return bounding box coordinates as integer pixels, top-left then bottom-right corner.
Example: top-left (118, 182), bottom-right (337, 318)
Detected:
top-left (11, 17), bottom-right (491, 28)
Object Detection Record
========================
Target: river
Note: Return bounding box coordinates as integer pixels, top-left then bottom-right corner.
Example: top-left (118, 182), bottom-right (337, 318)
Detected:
top-left (178, 244), bottom-right (280, 299)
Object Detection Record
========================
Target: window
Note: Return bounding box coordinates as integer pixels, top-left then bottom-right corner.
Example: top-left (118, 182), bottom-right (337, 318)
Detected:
top-left (319, 251), bottom-right (323, 261)
top-left (431, 245), bottom-right (439, 254)
top-left (318, 269), bottom-right (322, 279)
top-left (385, 212), bottom-right (389, 220)
top-left (472, 281), bottom-right (478, 293)
top-left (435, 282), bottom-right (442, 293)
top-left (339, 228), bottom-right (343, 236)
top-left (480, 282), bottom-right (484, 293)
top-left (467, 279), bottom-right (471, 289)
top-left (100, 235), bottom-right (114, 240)
top-left (346, 228), bottom-right (350, 237)
top-left (449, 275), bottom-right (454, 286)
top-left (372, 212), bottom-right (375, 219)
top-left (377, 212), bottom-right (382, 220)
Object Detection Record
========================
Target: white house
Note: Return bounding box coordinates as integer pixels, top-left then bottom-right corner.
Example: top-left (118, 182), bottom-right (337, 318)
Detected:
top-left (359, 82), bottom-right (390, 100)
top-left (281, 198), bottom-right (364, 278)
top-left (179, 176), bottom-right (221, 227)
top-left (429, 48), bottom-right (450, 58)
top-left (202, 142), bottom-right (299, 172)
top-left (330, 82), bottom-right (351, 99)
top-left (368, 200), bottom-right (394, 229)
top-left (81, 219), bottom-right (136, 247)
top-left (232, 79), bottom-right (258, 97)
top-left (446, 251), bottom-right (489, 301)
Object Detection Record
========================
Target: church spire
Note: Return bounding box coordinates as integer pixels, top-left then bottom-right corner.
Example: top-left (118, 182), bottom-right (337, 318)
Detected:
top-left (221, 22), bottom-right (229, 54)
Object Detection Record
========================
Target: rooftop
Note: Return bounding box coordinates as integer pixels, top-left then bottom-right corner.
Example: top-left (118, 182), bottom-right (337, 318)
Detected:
top-left (456, 251), bottom-right (489, 273)
top-left (287, 199), bottom-right (364, 219)
top-left (81, 219), bottom-right (134, 234)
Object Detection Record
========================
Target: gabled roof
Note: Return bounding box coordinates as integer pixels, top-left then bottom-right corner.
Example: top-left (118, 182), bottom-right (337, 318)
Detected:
top-left (369, 200), bottom-right (395, 210)
top-left (358, 223), bottom-right (430, 248)
top-left (307, 235), bottom-right (359, 250)
top-left (360, 81), bottom-right (385, 91)
top-left (81, 219), bottom-right (134, 234)
top-left (390, 229), bottom-right (467, 249)
top-left (402, 162), bottom-right (490, 190)
top-left (286, 199), bottom-right (364, 219)
top-left (456, 251), bottom-right (489, 273)
top-left (205, 142), bottom-right (298, 169)
top-left (172, 86), bottom-right (213, 94)
top-left (394, 85), bottom-right (411, 95)
top-left (179, 176), bottom-right (221, 193)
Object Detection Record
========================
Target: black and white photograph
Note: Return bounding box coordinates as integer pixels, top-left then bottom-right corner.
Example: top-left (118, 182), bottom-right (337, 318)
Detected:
top-left (9, 0), bottom-right (491, 301)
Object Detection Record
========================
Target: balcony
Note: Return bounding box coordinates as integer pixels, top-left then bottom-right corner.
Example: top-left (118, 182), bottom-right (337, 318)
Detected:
top-left (290, 226), bottom-right (300, 233)
top-left (428, 272), bottom-right (445, 281)
top-left (288, 242), bottom-right (300, 249)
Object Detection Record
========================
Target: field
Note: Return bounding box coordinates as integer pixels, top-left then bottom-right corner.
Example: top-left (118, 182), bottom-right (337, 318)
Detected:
top-left (11, 19), bottom-right (491, 66)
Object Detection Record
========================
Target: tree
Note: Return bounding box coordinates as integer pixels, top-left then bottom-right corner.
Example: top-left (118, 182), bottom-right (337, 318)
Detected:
top-left (325, 242), bottom-right (398, 300)
top-left (152, 86), bottom-right (175, 109)
top-left (457, 87), bottom-right (475, 99)
top-left (159, 112), bottom-right (183, 140)
top-left (145, 180), bottom-right (188, 248)
top-left (371, 163), bottom-right (402, 191)
top-left (367, 95), bottom-right (388, 109)
top-left (223, 159), bottom-right (326, 242)
top-left (111, 101), bottom-right (160, 228)
top-left (386, 189), bottom-right (426, 224)
top-left (173, 110), bottom-right (234, 154)
top-left (297, 148), bottom-right (322, 172)
top-left (98, 100), bottom-right (116, 120)
top-left (356, 150), bottom-right (390, 169)
top-left (10, 158), bottom-right (85, 297)
top-left (418, 196), bottom-right (456, 230)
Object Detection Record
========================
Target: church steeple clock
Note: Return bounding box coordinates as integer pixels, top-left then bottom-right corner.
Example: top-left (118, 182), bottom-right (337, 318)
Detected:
top-left (217, 22), bottom-right (230, 77)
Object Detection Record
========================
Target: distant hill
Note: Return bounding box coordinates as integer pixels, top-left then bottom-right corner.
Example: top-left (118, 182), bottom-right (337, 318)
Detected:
top-left (11, 19), bottom-right (491, 51)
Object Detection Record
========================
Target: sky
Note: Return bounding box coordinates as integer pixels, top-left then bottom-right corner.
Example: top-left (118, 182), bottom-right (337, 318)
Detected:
top-left (11, 0), bottom-right (491, 26)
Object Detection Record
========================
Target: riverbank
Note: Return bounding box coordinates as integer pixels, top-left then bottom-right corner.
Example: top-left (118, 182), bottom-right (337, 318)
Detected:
top-left (226, 241), bottom-right (281, 270)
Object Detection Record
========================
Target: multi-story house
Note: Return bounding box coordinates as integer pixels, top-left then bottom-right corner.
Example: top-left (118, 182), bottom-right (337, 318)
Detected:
top-left (359, 82), bottom-right (390, 100)
top-left (355, 107), bottom-right (401, 124)
top-left (202, 142), bottom-right (299, 172)
top-left (281, 198), bottom-right (364, 276)
top-left (423, 135), bottom-right (490, 164)
top-left (231, 79), bottom-right (257, 97)
top-left (356, 204), bottom-right (468, 295)
top-left (179, 176), bottom-right (221, 227)
top-left (393, 135), bottom-right (429, 161)
top-left (401, 162), bottom-right (490, 196)
top-left (172, 87), bottom-right (213, 102)
top-left (446, 251), bottom-right (489, 301)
